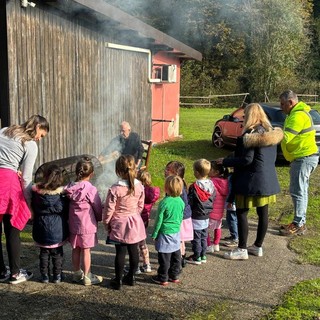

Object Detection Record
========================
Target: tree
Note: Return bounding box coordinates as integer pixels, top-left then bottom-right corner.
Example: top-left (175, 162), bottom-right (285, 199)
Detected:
top-left (106, 0), bottom-right (316, 100)
top-left (233, 0), bottom-right (313, 99)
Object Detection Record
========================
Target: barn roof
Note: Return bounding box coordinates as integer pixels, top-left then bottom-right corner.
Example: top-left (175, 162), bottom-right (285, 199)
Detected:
top-left (47, 0), bottom-right (202, 61)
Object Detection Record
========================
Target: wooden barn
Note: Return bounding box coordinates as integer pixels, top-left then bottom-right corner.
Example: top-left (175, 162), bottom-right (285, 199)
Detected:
top-left (0, 0), bottom-right (202, 168)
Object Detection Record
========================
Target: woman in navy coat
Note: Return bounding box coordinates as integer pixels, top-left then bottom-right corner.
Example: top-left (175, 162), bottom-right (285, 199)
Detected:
top-left (218, 103), bottom-right (283, 260)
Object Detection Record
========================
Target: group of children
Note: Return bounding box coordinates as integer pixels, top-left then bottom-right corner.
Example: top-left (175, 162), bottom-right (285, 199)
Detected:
top-left (28, 154), bottom-right (238, 288)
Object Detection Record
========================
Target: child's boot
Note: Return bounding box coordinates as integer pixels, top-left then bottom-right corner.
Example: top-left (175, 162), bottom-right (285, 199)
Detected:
top-left (110, 277), bottom-right (122, 290)
top-left (181, 255), bottom-right (187, 268)
top-left (122, 273), bottom-right (136, 286)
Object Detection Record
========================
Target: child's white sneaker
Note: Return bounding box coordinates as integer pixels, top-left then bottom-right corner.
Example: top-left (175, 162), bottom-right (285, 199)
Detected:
top-left (206, 245), bottom-right (214, 253)
top-left (124, 265), bottom-right (141, 275)
top-left (141, 264), bottom-right (152, 273)
top-left (9, 269), bottom-right (33, 284)
top-left (83, 272), bottom-right (103, 286)
top-left (213, 244), bottom-right (220, 252)
top-left (247, 244), bottom-right (263, 257)
top-left (72, 269), bottom-right (84, 283)
top-left (224, 248), bottom-right (248, 260)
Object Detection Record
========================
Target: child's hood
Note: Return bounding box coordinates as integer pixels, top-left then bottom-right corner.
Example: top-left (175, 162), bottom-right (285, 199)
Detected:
top-left (64, 181), bottom-right (94, 202)
top-left (32, 185), bottom-right (65, 208)
top-left (32, 185), bottom-right (64, 196)
top-left (211, 177), bottom-right (228, 197)
top-left (194, 179), bottom-right (215, 201)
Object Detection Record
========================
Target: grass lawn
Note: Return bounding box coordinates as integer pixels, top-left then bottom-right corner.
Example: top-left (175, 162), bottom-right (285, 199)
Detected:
top-left (148, 107), bottom-right (320, 319)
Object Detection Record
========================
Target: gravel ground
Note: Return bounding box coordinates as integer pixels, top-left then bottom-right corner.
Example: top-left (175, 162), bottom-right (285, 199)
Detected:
top-left (1, 217), bottom-right (319, 320)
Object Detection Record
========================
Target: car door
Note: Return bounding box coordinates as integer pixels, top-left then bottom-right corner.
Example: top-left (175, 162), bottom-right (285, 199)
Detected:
top-left (222, 108), bottom-right (244, 144)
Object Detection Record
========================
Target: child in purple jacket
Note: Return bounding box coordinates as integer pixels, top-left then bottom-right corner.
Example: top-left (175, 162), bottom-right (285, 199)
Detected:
top-left (64, 157), bottom-right (102, 286)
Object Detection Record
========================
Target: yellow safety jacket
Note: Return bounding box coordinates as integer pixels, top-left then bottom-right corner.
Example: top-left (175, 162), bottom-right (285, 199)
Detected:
top-left (281, 101), bottom-right (318, 162)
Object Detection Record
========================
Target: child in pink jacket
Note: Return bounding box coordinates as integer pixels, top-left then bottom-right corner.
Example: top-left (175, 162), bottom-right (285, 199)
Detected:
top-left (207, 160), bottom-right (229, 253)
top-left (103, 155), bottom-right (146, 290)
top-left (64, 157), bottom-right (103, 286)
top-left (136, 170), bottom-right (160, 273)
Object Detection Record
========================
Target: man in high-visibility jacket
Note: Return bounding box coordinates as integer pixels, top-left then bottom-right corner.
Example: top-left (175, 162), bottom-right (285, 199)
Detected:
top-left (279, 90), bottom-right (319, 236)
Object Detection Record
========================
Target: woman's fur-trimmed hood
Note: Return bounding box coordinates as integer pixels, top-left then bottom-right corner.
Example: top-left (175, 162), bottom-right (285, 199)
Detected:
top-left (32, 185), bottom-right (64, 195)
top-left (243, 127), bottom-right (284, 148)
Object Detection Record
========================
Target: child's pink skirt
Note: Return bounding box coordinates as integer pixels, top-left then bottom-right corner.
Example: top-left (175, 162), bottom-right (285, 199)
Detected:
top-left (180, 217), bottom-right (194, 241)
top-left (69, 233), bottom-right (98, 249)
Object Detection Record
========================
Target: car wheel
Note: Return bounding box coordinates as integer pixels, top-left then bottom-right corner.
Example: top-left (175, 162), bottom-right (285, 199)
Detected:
top-left (212, 127), bottom-right (225, 148)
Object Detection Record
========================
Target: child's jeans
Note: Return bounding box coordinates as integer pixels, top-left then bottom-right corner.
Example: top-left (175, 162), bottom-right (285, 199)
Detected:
top-left (207, 219), bottom-right (222, 246)
top-left (157, 249), bottom-right (181, 282)
top-left (226, 210), bottom-right (238, 240)
top-left (191, 228), bottom-right (208, 259)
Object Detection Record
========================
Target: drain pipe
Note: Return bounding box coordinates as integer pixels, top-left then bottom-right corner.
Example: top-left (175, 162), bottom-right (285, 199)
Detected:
top-left (106, 42), bottom-right (160, 83)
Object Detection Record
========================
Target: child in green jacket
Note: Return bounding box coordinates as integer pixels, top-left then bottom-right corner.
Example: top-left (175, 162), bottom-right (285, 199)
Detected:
top-left (151, 175), bottom-right (185, 286)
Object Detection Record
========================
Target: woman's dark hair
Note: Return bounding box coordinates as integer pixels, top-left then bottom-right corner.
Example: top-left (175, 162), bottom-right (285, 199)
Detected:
top-left (38, 164), bottom-right (63, 190)
top-left (76, 157), bottom-right (94, 181)
top-left (115, 155), bottom-right (136, 194)
top-left (210, 160), bottom-right (229, 179)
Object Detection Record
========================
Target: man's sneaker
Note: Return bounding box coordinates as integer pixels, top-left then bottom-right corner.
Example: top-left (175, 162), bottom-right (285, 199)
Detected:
top-left (201, 255), bottom-right (207, 264)
top-left (9, 269), bottom-right (33, 284)
top-left (223, 235), bottom-right (234, 241)
top-left (247, 245), bottom-right (263, 257)
top-left (141, 264), bottom-right (152, 273)
top-left (224, 248), bottom-right (248, 260)
top-left (83, 272), bottom-right (103, 286)
top-left (0, 266), bottom-right (10, 282)
top-left (213, 244), bottom-right (220, 252)
top-left (186, 255), bottom-right (202, 265)
top-left (72, 269), bottom-right (84, 283)
top-left (279, 223), bottom-right (306, 236)
top-left (40, 273), bottom-right (49, 283)
top-left (206, 245), bottom-right (214, 253)
top-left (151, 275), bottom-right (168, 286)
top-left (168, 277), bottom-right (180, 283)
top-left (224, 240), bottom-right (239, 248)
top-left (124, 265), bottom-right (141, 275)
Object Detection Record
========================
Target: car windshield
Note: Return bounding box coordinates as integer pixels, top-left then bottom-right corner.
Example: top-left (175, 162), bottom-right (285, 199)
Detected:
top-left (310, 110), bottom-right (320, 125)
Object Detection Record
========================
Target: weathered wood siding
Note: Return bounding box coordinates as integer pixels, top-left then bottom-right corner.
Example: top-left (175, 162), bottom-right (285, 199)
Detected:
top-left (5, 0), bottom-right (152, 168)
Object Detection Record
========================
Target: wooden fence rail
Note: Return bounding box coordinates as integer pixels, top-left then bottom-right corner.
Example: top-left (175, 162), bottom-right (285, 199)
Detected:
top-left (180, 93), bottom-right (319, 107)
top-left (179, 93), bottom-right (249, 107)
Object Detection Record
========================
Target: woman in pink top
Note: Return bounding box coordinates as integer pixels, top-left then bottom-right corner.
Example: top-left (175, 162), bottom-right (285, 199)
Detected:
top-left (103, 155), bottom-right (145, 290)
top-left (207, 161), bottom-right (229, 253)
top-left (64, 157), bottom-right (103, 286)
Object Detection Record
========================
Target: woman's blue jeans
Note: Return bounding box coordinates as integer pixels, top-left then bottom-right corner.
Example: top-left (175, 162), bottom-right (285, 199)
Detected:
top-left (290, 154), bottom-right (319, 226)
top-left (226, 210), bottom-right (238, 240)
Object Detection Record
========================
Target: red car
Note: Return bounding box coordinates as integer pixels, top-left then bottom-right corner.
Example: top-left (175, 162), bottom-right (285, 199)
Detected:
top-left (212, 103), bottom-right (320, 156)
